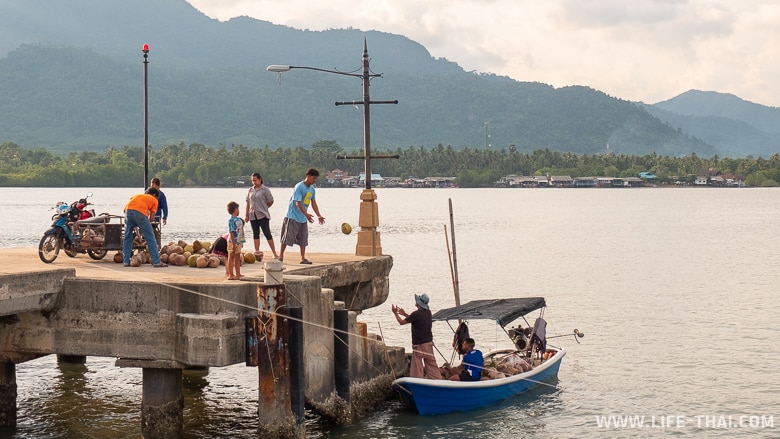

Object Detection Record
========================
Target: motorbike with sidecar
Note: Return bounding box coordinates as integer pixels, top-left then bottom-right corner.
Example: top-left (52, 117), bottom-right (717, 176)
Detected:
top-left (38, 193), bottom-right (161, 263)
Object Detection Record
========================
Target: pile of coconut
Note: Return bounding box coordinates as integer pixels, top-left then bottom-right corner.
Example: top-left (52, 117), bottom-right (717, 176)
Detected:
top-left (113, 239), bottom-right (262, 267)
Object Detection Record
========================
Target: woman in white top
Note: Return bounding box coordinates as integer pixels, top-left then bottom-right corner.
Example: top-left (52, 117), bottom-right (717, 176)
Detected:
top-left (245, 173), bottom-right (278, 259)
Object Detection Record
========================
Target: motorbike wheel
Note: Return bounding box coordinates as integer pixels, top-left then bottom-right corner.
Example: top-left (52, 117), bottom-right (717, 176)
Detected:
top-left (39, 234), bottom-right (61, 263)
top-left (63, 242), bottom-right (78, 258)
top-left (88, 249), bottom-right (108, 260)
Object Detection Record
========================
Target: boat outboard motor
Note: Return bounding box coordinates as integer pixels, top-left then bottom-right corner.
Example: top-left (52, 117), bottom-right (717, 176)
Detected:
top-left (508, 327), bottom-right (529, 350)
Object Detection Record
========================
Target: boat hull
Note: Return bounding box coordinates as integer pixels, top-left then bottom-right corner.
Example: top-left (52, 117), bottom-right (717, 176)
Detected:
top-left (392, 347), bottom-right (566, 415)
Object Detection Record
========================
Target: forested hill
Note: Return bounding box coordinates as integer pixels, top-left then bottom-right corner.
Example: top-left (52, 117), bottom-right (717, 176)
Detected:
top-left (0, 0), bottom-right (714, 156)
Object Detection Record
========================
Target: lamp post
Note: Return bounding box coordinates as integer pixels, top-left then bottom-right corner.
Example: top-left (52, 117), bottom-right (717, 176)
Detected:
top-left (267, 40), bottom-right (398, 256)
top-left (142, 43), bottom-right (149, 189)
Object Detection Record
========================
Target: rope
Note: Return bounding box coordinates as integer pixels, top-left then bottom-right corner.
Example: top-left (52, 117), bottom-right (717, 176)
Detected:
top-left (377, 322), bottom-right (398, 378)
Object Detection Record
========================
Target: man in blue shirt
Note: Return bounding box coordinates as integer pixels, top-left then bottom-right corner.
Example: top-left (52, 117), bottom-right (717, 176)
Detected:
top-left (450, 338), bottom-right (483, 381)
top-left (148, 177), bottom-right (168, 225)
top-left (278, 168), bottom-right (325, 264)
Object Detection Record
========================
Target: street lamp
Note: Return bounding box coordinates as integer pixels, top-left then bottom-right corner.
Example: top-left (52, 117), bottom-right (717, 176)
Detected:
top-left (142, 43), bottom-right (149, 189)
top-left (267, 39), bottom-right (398, 256)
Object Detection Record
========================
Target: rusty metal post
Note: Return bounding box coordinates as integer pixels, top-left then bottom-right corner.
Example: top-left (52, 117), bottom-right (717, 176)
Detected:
top-left (257, 284), bottom-right (302, 437)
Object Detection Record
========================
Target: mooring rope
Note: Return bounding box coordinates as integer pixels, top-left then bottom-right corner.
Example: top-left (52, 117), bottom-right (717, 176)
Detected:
top-left (65, 257), bottom-right (545, 383)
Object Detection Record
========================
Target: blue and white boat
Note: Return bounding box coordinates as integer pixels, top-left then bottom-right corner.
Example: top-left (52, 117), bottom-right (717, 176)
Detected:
top-left (392, 297), bottom-right (571, 416)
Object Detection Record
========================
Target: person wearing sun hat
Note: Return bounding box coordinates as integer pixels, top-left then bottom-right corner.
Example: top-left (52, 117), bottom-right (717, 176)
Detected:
top-left (392, 293), bottom-right (442, 379)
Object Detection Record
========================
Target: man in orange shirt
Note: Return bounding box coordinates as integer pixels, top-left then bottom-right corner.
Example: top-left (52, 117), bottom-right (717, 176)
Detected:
top-left (123, 187), bottom-right (166, 267)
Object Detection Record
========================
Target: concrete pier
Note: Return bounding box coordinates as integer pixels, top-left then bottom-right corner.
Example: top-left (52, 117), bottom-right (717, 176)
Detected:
top-left (0, 248), bottom-right (407, 436)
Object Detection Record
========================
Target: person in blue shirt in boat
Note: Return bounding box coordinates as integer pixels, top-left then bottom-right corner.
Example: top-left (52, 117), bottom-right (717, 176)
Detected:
top-left (392, 293), bottom-right (443, 380)
top-left (449, 338), bottom-right (483, 381)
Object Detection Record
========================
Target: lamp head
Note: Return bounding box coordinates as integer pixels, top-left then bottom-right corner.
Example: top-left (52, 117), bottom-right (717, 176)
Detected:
top-left (142, 43), bottom-right (149, 53)
top-left (266, 65), bottom-right (292, 73)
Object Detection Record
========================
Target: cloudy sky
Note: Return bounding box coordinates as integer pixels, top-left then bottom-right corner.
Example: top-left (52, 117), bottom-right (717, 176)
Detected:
top-left (186, 0), bottom-right (780, 107)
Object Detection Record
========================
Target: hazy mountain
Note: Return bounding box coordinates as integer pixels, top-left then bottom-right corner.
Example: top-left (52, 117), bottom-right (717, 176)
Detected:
top-left (0, 0), bottom-right (719, 157)
top-left (646, 90), bottom-right (780, 157)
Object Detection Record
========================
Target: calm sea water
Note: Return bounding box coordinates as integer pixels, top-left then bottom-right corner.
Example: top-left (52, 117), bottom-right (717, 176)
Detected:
top-left (2, 187), bottom-right (779, 438)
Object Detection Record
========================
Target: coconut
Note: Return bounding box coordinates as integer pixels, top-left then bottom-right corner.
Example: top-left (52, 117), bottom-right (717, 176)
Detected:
top-left (177, 240), bottom-right (188, 248)
top-left (341, 222), bottom-right (352, 235)
top-left (160, 253), bottom-right (169, 263)
top-left (171, 245), bottom-right (183, 254)
top-left (113, 252), bottom-right (123, 263)
top-left (187, 254), bottom-right (199, 267)
top-left (182, 251), bottom-right (192, 260)
top-left (201, 241), bottom-right (212, 252)
top-left (197, 248), bottom-right (207, 254)
top-left (192, 240), bottom-right (203, 252)
top-left (174, 254), bottom-right (186, 266)
top-left (207, 256), bottom-right (220, 268)
top-left (254, 251), bottom-right (264, 262)
top-left (196, 255), bottom-right (208, 268)
top-left (243, 252), bottom-right (256, 264)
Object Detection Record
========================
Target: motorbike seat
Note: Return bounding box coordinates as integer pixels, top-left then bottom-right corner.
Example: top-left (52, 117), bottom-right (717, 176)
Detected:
top-left (77, 216), bottom-right (110, 225)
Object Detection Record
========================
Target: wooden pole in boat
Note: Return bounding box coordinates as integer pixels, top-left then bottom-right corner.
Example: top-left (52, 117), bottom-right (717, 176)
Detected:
top-left (448, 198), bottom-right (461, 307)
top-left (444, 225), bottom-right (456, 302)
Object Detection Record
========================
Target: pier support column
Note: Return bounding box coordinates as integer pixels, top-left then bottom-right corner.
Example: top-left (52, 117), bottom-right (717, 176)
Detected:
top-left (334, 309), bottom-right (350, 402)
top-left (57, 355), bottom-right (86, 364)
top-left (142, 368), bottom-right (183, 438)
top-left (0, 362), bottom-right (16, 427)
top-left (117, 359), bottom-right (183, 438)
top-left (256, 285), bottom-right (303, 438)
top-left (288, 307), bottom-right (305, 424)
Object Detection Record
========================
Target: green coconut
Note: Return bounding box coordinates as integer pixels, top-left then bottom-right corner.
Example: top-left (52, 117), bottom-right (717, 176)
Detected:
top-left (187, 254), bottom-right (199, 267)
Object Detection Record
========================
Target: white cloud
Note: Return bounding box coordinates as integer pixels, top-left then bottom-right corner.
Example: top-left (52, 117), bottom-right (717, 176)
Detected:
top-left (186, 0), bottom-right (780, 106)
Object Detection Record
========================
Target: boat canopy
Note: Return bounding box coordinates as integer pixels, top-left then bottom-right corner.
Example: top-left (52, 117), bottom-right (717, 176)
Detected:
top-left (431, 297), bottom-right (546, 328)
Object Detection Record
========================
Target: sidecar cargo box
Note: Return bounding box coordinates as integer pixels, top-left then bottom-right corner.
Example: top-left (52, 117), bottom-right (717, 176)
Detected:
top-left (105, 224), bottom-right (123, 248)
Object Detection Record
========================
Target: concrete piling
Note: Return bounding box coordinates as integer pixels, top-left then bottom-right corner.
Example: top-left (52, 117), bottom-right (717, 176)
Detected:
top-left (0, 362), bottom-right (16, 427)
top-left (257, 284), bottom-right (302, 438)
top-left (334, 309), bottom-right (350, 403)
top-left (57, 354), bottom-right (86, 364)
top-left (288, 306), bottom-right (305, 424)
top-left (141, 367), bottom-right (184, 438)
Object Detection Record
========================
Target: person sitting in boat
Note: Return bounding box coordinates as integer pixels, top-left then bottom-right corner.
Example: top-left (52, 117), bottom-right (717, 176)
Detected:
top-left (391, 294), bottom-right (442, 380)
top-left (449, 338), bottom-right (483, 382)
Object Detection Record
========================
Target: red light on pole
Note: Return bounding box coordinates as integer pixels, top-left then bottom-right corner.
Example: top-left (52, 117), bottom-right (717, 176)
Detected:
top-left (142, 43), bottom-right (149, 53)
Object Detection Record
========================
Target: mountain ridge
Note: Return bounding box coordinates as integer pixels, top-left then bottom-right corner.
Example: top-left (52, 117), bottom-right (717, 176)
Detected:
top-left (0, 0), bottom-right (776, 157)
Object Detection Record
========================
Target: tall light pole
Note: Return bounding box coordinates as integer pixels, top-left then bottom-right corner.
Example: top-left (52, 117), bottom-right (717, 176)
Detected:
top-left (142, 43), bottom-right (149, 189)
top-left (267, 40), bottom-right (398, 256)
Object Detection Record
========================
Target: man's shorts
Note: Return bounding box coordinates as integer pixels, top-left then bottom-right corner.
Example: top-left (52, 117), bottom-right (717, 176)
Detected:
top-left (280, 217), bottom-right (308, 247)
top-left (228, 242), bottom-right (243, 255)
